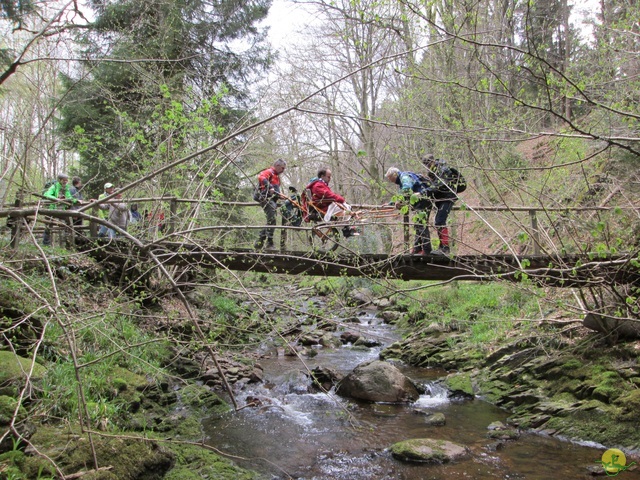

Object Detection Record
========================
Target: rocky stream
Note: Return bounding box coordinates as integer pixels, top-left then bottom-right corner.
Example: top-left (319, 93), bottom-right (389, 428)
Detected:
top-left (199, 287), bottom-right (640, 479)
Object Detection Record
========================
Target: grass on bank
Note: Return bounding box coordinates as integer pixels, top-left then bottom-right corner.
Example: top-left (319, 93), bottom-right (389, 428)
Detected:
top-left (0, 244), bottom-right (270, 478)
top-left (298, 274), bottom-right (545, 346)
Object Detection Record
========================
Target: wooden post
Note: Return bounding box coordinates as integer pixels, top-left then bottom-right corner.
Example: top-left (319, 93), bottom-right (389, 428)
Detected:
top-left (529, 209), bottom-right (540, 255)
top-left (450, 210), bottom-right (456, 254)
top-left (89, 205), bottom-right (98, 238)
top-left (9, 198), bottom-right (22, 249)
top-left (280, 219), bottom-right (287, 251)
top-left (168, 198), bottom-right (177, 234)
top-left (403, 213), bottom-right (410, 252)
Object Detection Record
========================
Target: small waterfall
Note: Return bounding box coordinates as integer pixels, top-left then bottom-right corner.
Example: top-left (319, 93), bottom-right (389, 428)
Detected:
top-left (414, 381), bottom-right (450, 408)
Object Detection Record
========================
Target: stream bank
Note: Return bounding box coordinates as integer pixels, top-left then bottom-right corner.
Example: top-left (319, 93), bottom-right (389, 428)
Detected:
top-left (380, 312), bottom-right (640, 452)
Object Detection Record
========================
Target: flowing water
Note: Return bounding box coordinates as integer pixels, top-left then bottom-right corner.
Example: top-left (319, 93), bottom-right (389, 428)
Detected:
top-left (203, 308), bottom-right (640, 479)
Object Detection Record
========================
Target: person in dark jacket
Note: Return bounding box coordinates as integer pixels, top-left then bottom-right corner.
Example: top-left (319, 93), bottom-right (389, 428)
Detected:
top-left (129, 203), bottom-right (142, 224)
top-left (305, 167), bottom-right (358, 238)
top-left (420, 154), bottom-right (458, 254)
top-left (385, 167), bottom-right (434, 255)
top-left (254, 158), bottom-right (286, 250)
top-left (68, 176), bottom-right (84, 230)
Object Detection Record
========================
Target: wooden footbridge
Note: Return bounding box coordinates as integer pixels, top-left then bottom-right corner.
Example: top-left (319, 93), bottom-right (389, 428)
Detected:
top-left (140, 242), bottom-right (637, 287)
top-left (2, 201), bottom-right (638, 288)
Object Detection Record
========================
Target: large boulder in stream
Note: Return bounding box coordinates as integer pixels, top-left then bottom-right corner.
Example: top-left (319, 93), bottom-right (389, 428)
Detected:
top-left (336, 360), bottom-right (419, 403)
top-left (390, 438), bottom-right (469, 463)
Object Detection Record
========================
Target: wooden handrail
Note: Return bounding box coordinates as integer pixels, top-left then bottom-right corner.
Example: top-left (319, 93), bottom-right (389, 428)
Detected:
top-left (13, 191), bottom-right (637, 212)
top-left (3, 193), bottom-right (637, 254)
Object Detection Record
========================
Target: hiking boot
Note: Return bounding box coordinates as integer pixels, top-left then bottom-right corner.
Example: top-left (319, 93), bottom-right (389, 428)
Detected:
top-left (431, 249), bottom-right (449, 256)
top-left (342, 226), bottom-right (360, 238)
top-left (254, 239), bottom-right (265, 250)
top-left (412, 247), bottom-right (431, 255)
top-left (265, 241), bottom-right (276, 251)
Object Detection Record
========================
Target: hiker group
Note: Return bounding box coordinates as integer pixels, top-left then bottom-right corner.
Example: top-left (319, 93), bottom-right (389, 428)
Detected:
top-left (253, 154), bottom-right (466, 254)
top-left (40, 175), bottom-right (156, 246)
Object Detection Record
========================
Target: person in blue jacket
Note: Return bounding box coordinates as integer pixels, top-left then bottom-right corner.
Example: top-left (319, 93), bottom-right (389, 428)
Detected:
top-left (385, 167), bottom-right (435, 255)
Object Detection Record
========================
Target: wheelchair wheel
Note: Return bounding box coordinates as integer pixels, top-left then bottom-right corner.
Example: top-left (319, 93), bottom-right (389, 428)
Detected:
top-left (309, 225), bottom-right (341, 253)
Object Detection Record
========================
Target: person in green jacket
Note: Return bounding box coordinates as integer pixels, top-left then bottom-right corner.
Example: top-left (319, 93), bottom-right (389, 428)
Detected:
top-left (42, 173), bottom-right (79, 246)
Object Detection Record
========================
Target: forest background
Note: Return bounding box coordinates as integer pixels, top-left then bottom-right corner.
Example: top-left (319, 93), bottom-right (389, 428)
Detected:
top-left (2, 0), bottom-right (638, 311)
top-left (0, 0), bottom-right (639, 476)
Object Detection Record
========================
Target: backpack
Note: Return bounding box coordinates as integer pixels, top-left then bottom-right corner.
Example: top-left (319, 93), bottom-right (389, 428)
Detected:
top-left (301, 187), bottom-right (321, 222)
top-left (253, 185), bottom-right (268, 203)
top-left (280, 198), bottom-right (303, 227)
top-left (42, 179), bottom-right (56, 196)
top-left (430, 167), bottom-right (467, 194)
top-left (447, 167), bottom-right (467, 193)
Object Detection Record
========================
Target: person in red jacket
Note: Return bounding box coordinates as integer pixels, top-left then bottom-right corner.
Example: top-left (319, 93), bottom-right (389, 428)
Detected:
top-left (305, 167), bottom-right (358, 238)
top-left (253, 158), bottom-right (286, 250)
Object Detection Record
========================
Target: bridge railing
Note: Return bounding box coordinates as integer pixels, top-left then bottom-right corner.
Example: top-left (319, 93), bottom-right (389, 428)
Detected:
top-left (1, 193), bottom-right (633, 255)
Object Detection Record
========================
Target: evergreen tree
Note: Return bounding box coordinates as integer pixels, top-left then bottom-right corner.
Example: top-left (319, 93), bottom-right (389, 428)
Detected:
top-left (1, 0), bottom-right (32, 24)
top-left (58, 0), bottom-right (273, 197)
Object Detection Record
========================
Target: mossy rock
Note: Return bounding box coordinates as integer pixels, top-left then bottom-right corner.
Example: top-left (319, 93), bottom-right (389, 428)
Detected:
top-left (26, 424), bottom-right (175, 479)
top-left (423, 412), bottom-right (446, 426)
top-left (108, 366), bottom-right (151, 391)
top-left (390, 438), bottom-right (469, 463)
top-left (0, 396), bottom-right (36, 454)
top-left (474, 377), bottom-right (511, 403)
top-left (614, 389), bottom-right (640, 421)
top-left (179, 384), bottom-right (229, 413)
top-left (0, 351), bottom-right (46, 397)
top-left (444, 372), bottom-right (474, 398)
top-left (543, 408), bottom-right (640, 450)
top-left (486, 421), bottom-right (520, 440)
top-left (164, 444), bottom-right (259, 480)
top-left (0, 395), bottom-right (26, 425)
top-left (0, 450), bottom-right (33, 478)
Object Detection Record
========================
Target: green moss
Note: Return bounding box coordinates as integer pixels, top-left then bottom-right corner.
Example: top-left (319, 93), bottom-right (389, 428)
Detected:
top-left (0, 450), bottom-right (30, 479)
top-left (0, 450), bottom-right (25, 467)
top-left (108, 366), bottom-right (149, 390)
top-left (0, 351), bottom-right (46, 383)
top-left (0, 395), bottom-right (27, 425)
top-left (474, 378), bottom-right (511, 403)
top-left (544, 409), bottom-right (640, 450)
top-left (165, 444), bottom-right (259, 480)
top-left (614, 389), bottom-right (640, 421)
top-left (561, 358), bottom-right (583, 370)
top-left (592, 384), bottom-right (620, 403)
top-left (444, 373), bottom-right (474, 397)
top-left (179, 384), bottom-right (228, 411)
top-left (172, 416), bottom-right (203, 438)
top-left (0, 351), bottom-right (46, 396)
top-left (27, 424), bottom-right (175, 480)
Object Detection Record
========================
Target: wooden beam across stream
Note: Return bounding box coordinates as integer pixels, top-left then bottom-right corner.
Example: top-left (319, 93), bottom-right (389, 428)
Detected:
top-left (95, 240), bottom-right (639, 287)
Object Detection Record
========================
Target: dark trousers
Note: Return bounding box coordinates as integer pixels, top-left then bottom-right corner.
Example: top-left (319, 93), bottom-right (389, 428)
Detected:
top-left (413, 199), bottom-right (454, 252)
top-left (433, 199), bottom-right (454, 228)
top-left (258, 199), bottom-right (277, 243)
top-left (42, 217), bottom-right (72, 248)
